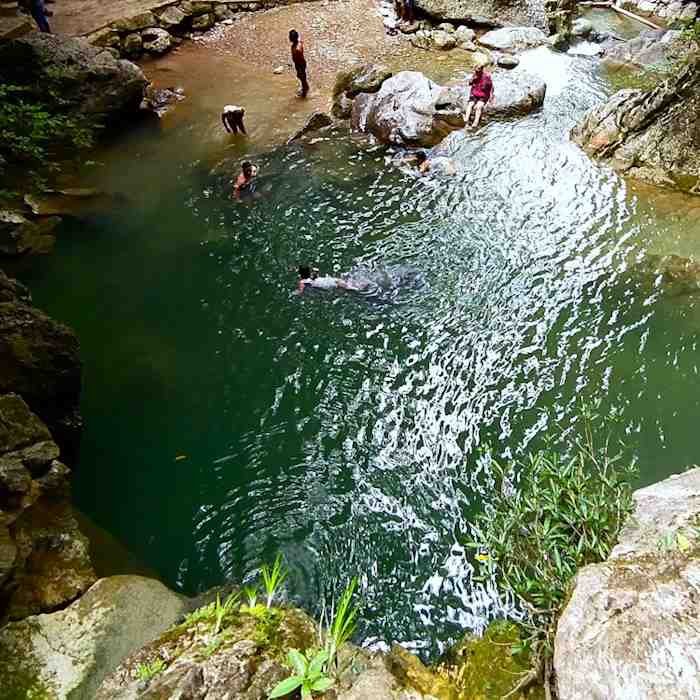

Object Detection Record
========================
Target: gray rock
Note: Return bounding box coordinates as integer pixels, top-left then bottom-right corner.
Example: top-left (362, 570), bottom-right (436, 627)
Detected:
top-left (122, 32), bottom-right (143, 55)
top-left (571, 17), bottom-right (593, 37)
top-left (350, 71), bottom-right (465, 146)
top-left (555, 468), bottom-right (700, 700)
top-left (0, 576), bottom-right (187, 700)
top-left (410, 30), bottom-right (434, 50)
top-left (414, 0), bottom-right (544, 29)
top-left (454, 24), bottom-right (475, 43)
top-left (398, 20), bottom-right (420, 33)
top-left (140, 85), bottom-right (185, 116)
top-left (0, 394), bottom-right (94, 622)
top-left (572, 55), bottom-right (700, 192)
top-left (436, 21), bottom-right (455, 32)
top-left (0, 210), bottom-right (60, 256)
top-left (142, 27), bottom-right (172, 54)
top-left (334, 63), bottom-right (393, 98)
top-left (478, 26), bottom-right (547, 52)
top-left (192, 12), bottom-right (215, 30)
top-left (602, 29), bottom-right (685, 68)
top-left (432, 29), bottom-right (457, 49)
top-left (214, 3), bottom-right (234, 21)
top-left (0, 269), bottom-right (31, 304)
top-left (190, 1), bottom-right (214, 15)
top-left (287, 111), bottom-right (333, 143)
top-left (112, 11), bottom-right (157, 32)
top-left (159, 5), bottom-right (186, 28)
top-left (497, 54), bottom-right (520, 68)
top-left (0, 34), bottom-right (147, 121)
top-left (96, 604), bottom-right (316, 700)
top-left (332, 93), bottom-right (354, 119)
top-left (458, 69), bottom-right (546, 116)
top-left (0, 290), bottom-right (82, 456)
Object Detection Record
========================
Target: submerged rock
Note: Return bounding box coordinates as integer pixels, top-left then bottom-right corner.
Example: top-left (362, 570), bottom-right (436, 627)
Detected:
top-left (555, 468), bottom-right (700, 700)
top-left (0, 394), bottom-right (95, 622)
top-left (636, 253), bottom-right (700, 297)
top-left (0, 34), bottom-right (147, 122)
top-left (0, 576), bottom-right (186, 700)
top-left (287, 111), bottom-right (333, 143)
top-left (478, 26), bottom-right (548, 53)
top-left (141, 85), bottom-right (186, 117)
top-left (571, 56), bottom-right (700, 192)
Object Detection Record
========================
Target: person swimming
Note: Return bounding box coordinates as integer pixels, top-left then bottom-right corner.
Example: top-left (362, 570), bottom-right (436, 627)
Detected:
top-left (297, 265), bottom-right (362, 294)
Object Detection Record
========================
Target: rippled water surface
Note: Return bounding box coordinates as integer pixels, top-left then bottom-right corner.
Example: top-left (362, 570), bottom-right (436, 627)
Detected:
top-left (13, 39), bottom-right (700, 657)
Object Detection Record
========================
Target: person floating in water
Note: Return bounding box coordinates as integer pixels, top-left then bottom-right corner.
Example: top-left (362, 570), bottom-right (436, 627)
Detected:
top-left (289, 30), bottom-right (309, 98)
top-left (222, 105), bottom-right (246, 135)
top-left (297, 265), bottom-right (364, 294)
top-left (465, 62), bottom-right (494, 130)
top-left (232, 160), bottom-right (258, 200)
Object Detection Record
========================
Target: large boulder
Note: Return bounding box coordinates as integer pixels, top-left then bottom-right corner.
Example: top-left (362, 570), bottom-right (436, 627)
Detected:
top-left (414, 0), bottom-right (546, 29)
top-left (332, 64), bottom-right (393, 121)
top-left (0, 34), bottom-right (147, 122)
top-left (141, 27), bottom-right (172, 54)
top-left (486, 69), bottom-right (547, 116)
top-left (0, 393), bottom-right (94, 622)
top-left (96, 604), bottom-right (317, 699)
top-left (602, 29), bottom-right (686, 69)
top-left (0, 576), bottom-right (187, 700)
top-left (0, 277), bottom-right (82, 457)
top-left (0, 211), bottom-right (59, 257)
top-left (571, 56), bottom-right (700, 192)
top-left (351, 71), bottom-right (467, 146)
top-left (555, 468), bottom-right (700, 700)
top-left (478, 26), bottom-right (548, 53)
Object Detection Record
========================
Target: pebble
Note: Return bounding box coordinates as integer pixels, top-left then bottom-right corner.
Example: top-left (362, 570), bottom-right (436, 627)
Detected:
top-left (273, 65), bottom-right (285, 74)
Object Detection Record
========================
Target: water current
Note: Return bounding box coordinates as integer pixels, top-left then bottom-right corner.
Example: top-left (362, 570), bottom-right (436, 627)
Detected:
top-left (10, 22), bottom-right (700, 657)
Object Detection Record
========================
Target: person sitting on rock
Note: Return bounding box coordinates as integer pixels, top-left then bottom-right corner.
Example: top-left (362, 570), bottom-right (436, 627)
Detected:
top-left (222, 105), bottom-right (246, 135)
top-left (232, 161), bottom-right (258, 200)
top-left (465, 63), bottom-right (494, 130)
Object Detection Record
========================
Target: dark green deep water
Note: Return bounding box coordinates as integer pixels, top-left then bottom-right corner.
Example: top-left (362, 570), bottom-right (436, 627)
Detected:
top-left (11, 47), bottom-right (700, 656)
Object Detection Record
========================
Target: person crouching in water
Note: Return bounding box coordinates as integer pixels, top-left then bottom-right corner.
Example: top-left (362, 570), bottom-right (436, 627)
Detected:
top-left (465, 63), bottom-right (494, 130)
top-left (297, 265), bottom-right (364, 294)
top-left (232, 161), bottom-right (258, 200)
top-left (222, 105), bottom-right (246, 135)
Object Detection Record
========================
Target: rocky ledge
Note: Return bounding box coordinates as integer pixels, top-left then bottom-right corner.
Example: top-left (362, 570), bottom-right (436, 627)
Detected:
top-left (345, 68), bottom-right (546, 147)
top-left (571, 54), bottom-right (700, 193)
top-left (555, 467), bottom-right (700, 699)
top-left (0, 393), bottom-right (94, 623)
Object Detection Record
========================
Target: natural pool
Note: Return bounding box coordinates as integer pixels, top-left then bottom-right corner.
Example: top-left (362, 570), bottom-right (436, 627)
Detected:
top-left (10, 25), bottom-right (700, 658)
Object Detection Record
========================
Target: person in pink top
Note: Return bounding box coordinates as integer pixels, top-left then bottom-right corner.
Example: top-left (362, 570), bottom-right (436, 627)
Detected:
top-left (465, 64), bottom-right (494, 130)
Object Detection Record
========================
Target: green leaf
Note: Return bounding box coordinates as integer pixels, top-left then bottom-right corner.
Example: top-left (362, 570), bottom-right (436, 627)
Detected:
top-left (269, 675), bottom-right (303, 697)
top-left (308, 649), bottom-right (329, 676)
top-left (287, 649), bottom-right (307, 677)
top-left (311, 677), bottom-right (335, 692)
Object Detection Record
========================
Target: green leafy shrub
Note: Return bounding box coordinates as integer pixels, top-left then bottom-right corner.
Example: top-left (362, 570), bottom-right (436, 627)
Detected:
top-left (0, 84), bottom-right (96, 188)
top-left (469, 405), bottom-right (637, 687)
top-left (268, 649), bottom-right (334, 700)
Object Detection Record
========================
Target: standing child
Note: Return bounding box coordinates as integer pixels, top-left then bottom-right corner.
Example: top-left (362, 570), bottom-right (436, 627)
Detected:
top-left (289, 30), bottom-right (309, 98)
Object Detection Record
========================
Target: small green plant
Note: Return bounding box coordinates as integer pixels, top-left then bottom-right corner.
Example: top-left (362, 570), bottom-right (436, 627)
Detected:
top-left (243, 584), bottom-right (259, 608)
top-left (213, 591), bottom-right (240, 636)
top-left (261, 554), bottom-right (288, 609)
top-left (268, 649), bottom-right (334, 700)
top-left (469, 404), bottom-right (637, 692)
top-left (136, 658), bottom-right (166, 681)
top-left (324, 578), bottom-right (359, 672)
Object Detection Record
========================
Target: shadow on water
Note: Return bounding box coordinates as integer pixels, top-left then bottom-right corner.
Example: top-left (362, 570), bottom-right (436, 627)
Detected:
top-left (10, 43), bottom-right (700, 658)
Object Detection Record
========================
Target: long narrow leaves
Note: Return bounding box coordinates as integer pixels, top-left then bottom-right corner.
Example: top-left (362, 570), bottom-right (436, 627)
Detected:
top-left (261, 554), bottom-right (288, 609)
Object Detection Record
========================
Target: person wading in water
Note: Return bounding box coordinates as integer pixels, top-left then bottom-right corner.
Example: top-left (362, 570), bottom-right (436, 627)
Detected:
top-left (222, 105), bottom-right (246, 135)
top-left (289, 29), bottom-right (309, 98)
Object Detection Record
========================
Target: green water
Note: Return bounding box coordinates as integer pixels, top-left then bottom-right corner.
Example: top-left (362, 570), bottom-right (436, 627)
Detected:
top-left (10, 46), bottom-right (700, 656)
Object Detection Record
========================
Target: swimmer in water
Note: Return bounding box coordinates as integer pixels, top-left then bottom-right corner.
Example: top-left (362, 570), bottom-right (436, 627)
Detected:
top-left (232, 160), bottom-right (258, 200)
top-left (297, 265), bottom-right (364, 295)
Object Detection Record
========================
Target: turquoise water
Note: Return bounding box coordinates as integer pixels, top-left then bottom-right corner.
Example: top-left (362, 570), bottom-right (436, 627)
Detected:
top-left (10, 46), bottom-right (700, 656)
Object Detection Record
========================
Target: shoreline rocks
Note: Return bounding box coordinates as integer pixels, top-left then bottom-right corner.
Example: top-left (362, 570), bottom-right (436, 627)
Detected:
top-left (414, 0), bottom-right (546, 30)
top-left (555, 468), bottom-right (700, 699)
top-left (571, 55), bottom-right (700, 193)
